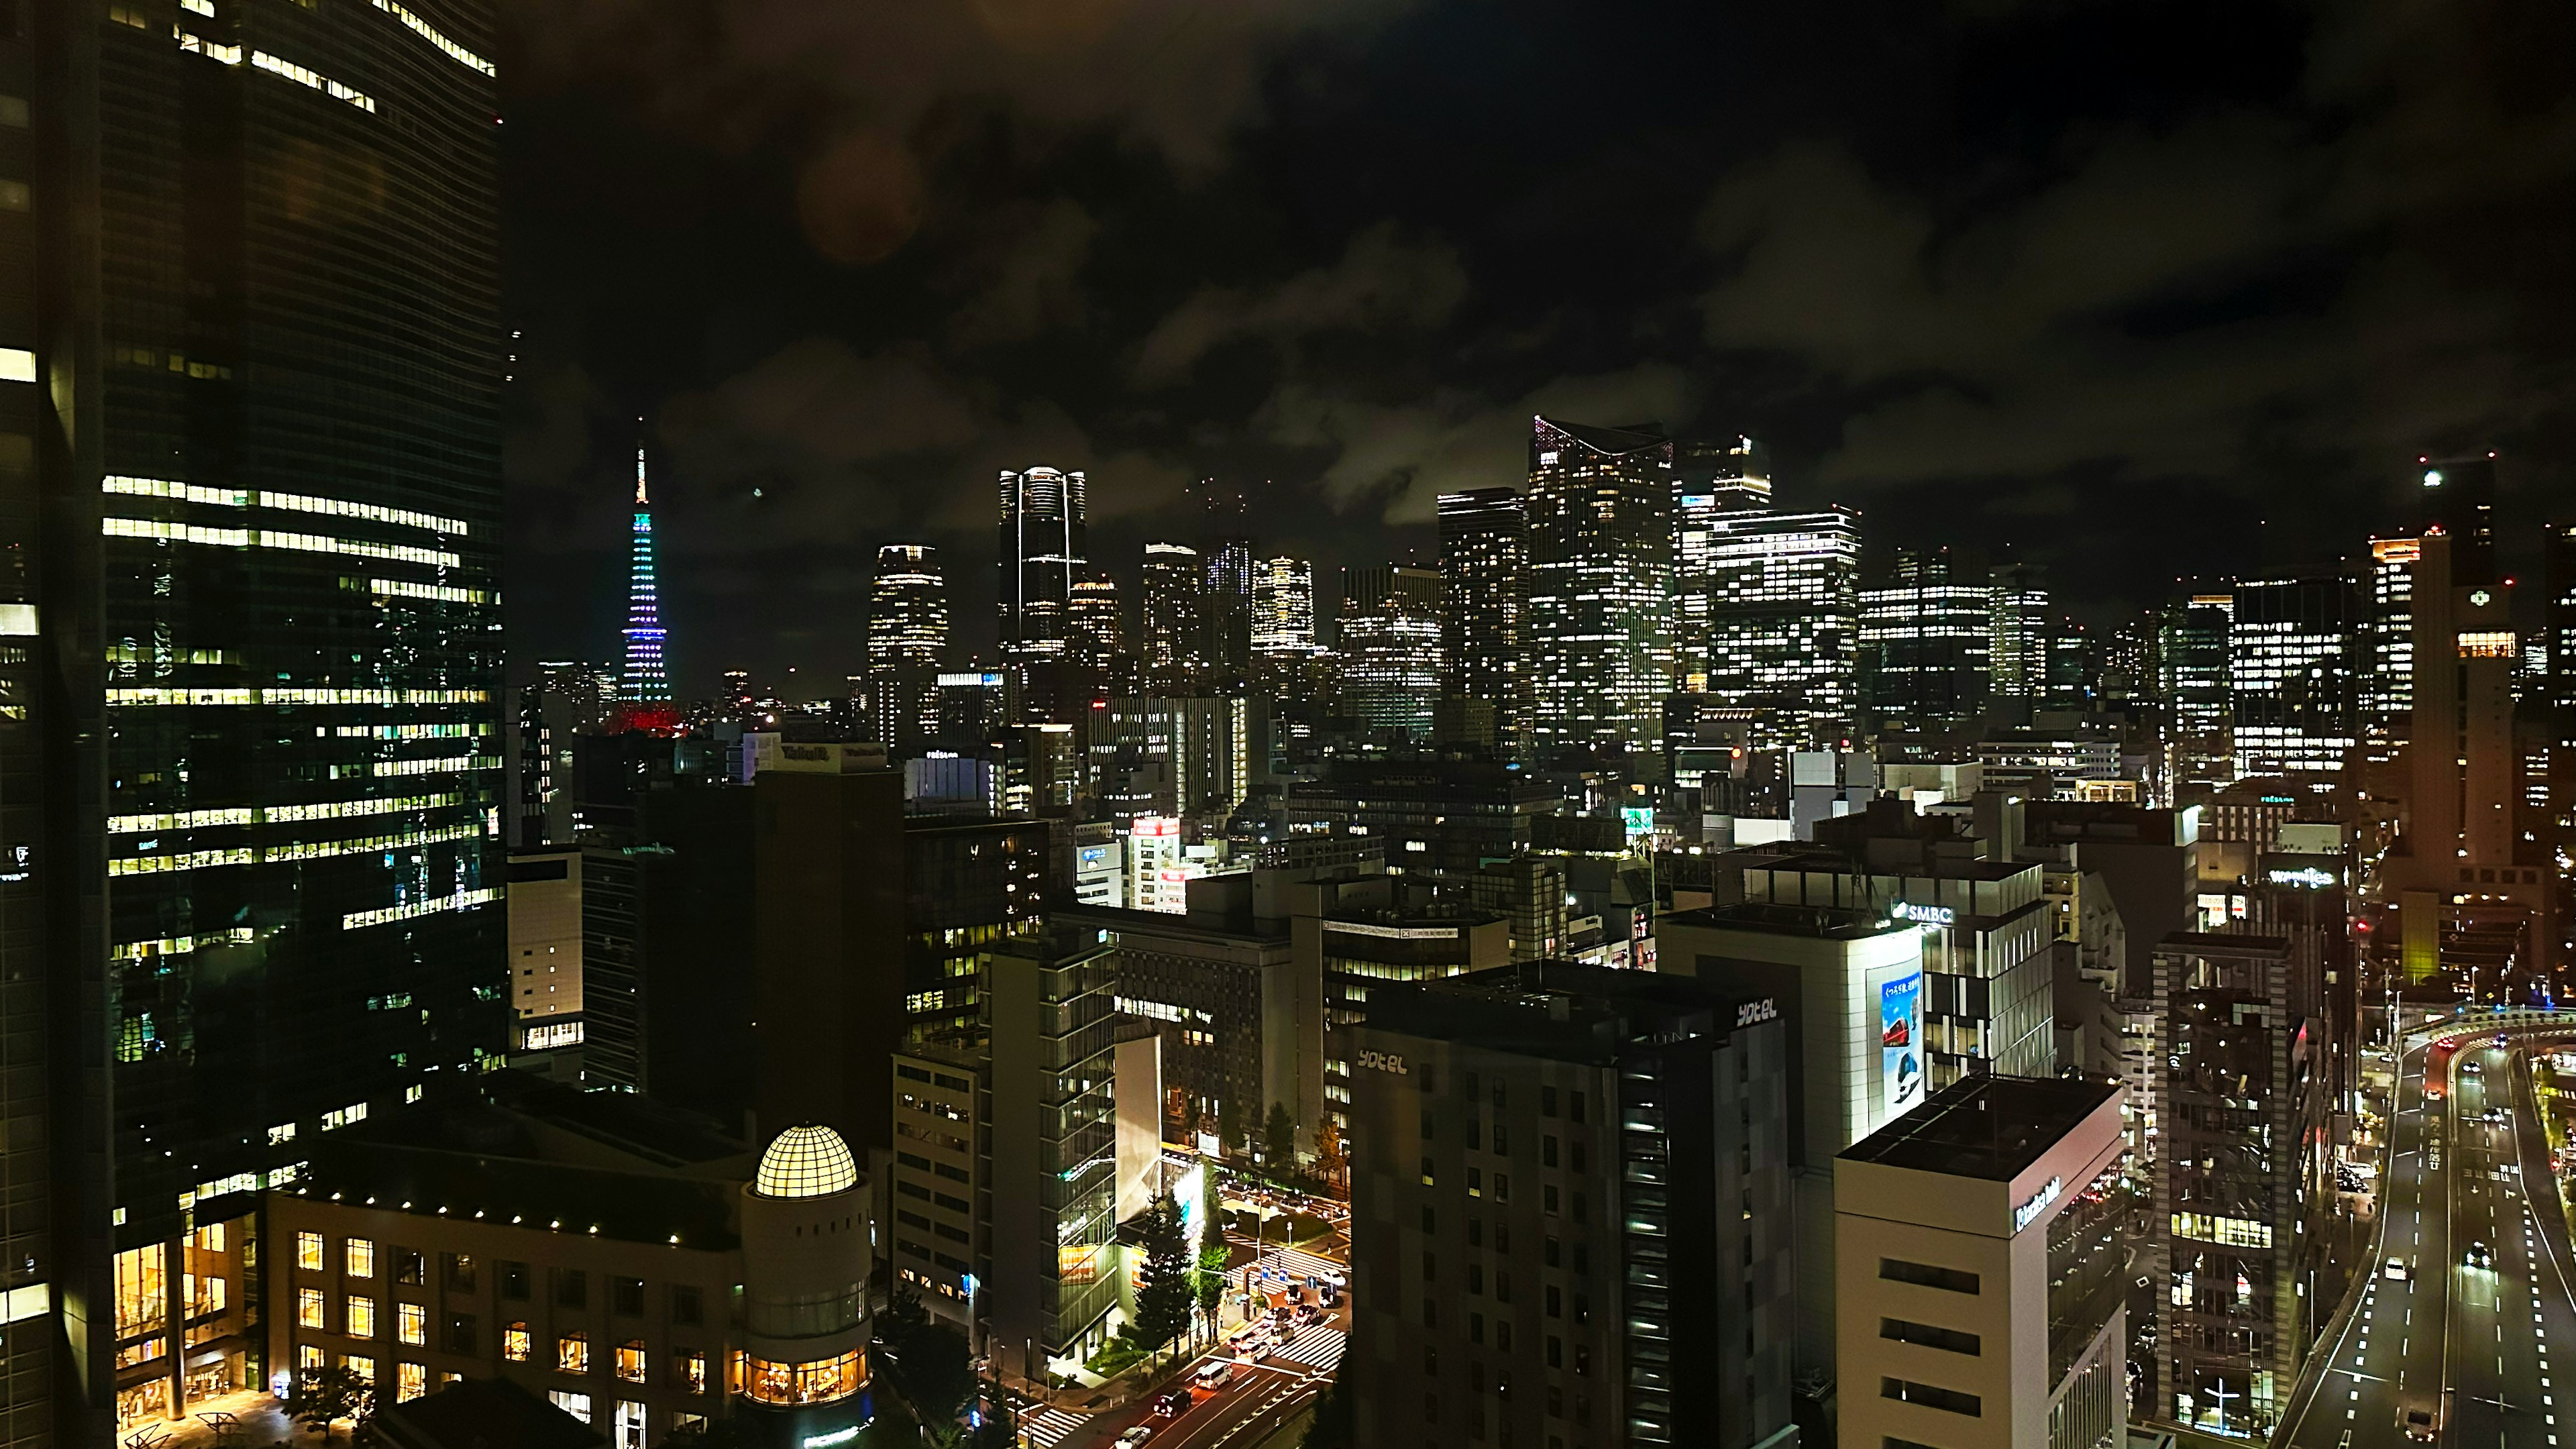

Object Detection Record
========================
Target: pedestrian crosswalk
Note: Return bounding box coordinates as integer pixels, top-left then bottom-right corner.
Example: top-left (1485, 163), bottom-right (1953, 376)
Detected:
top-left (1021, 1405), bottom-right (1087, 1449)
top-left (1269, 1326), bottom-right (1347, 1373)
top-left (1243, 1244), bottom-right (1347, 1286)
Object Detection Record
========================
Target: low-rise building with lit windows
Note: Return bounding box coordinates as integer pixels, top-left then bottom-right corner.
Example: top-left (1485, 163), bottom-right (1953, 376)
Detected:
top-left (264, 1079), bottom-right (875, 1449)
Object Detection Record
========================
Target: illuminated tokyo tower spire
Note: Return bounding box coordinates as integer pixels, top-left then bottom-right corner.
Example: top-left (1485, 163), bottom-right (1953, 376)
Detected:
top-left (619, 443), bottom-right (676, 722)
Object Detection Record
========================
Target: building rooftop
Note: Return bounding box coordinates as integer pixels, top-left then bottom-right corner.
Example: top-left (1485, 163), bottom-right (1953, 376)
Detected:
top-left (372, 1376), bottom-right (607, 1449)
top-left (1363, 961), bottom-right (1770, 1065)
top-left (1662, 900), bottom-right (1914, 941)
top-left (1839, 1073), bottom-right (2118, 1181)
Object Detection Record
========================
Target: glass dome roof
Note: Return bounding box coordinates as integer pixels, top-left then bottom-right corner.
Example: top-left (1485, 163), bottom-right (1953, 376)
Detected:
top-left (753, 1124), bottom-right (858, 1199)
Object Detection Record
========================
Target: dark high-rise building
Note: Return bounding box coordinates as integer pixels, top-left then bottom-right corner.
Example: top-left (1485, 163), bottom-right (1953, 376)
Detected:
top-left (1525, 417), bottom-right (1673, 756)
top-left (14, 0), bottom-right (509, 1432)
top-left (998, 466), bottom-right (1087, 670)
top-left (1346, 963), bottom-right (1798, 1449)
top-left (2150, 931), bottom-right (2333, 1438)
top-left (513, 660), bottom-right (615, 846)
top-left (1437, 487), bottom-right (1527, 741)
top-left (2158, 590), bottom-right (2235, 796)
top-left (1192, 476), bottom-right (1253, 678)
top-left (1858, 545), bottom-right (1992, 729)
top-left (2548, 522), bottom-right (2576, 719)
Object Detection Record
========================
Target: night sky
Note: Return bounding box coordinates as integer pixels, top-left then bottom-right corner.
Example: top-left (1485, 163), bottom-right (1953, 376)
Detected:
top-left (496, 0), bottom-right (2573, 695)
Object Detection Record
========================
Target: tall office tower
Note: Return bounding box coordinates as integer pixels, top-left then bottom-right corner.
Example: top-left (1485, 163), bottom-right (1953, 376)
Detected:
top-left (16, 0), bottom-right (509, 1432)
top-left (1672, 438), bottom-right (1773, 700)
top-left (998, 466), bottom-right (1087, 666)
top-left (2159, 592), bottom-right (2235, 796)
top-left (1858, 545), bottom-right (1992, 729)
top-left (1524, 416), bottom-right (1674, 755)
top-left (1192, 478), bottom-right (1254, 676)
top-left (1085, 697), bottom-right (1256, 824)
top-left (2362, 537), bottom-right (2420, 762)
top-left (867, 544), bottom-right (948, 668)
top-left (2229, 577), bottom-right (2361, 781)
top-left (1692, 508), bottom-right (1862, 747)
top-left (2377, 515), bottom-right (2549, 981)
top-left (1248, 556), bottom-right (1316, 658)
top-left (1338, 564), bottom-right (1444, 739)
top-left (1988, 561), bottom-right (2049, 701)
top-left (1346, 964), bottom-right (1799, 1449)
top-left (864, 543), bottom-right (947, 745)
top-left (2151, 931), bottom-right (2332, 1439)
top-left (1067, 568), bottom-right (1122, 671)
top-left (1436, 488), bottom-right (1527, 736)
top-left (2045, 618), bottom-right (2098, 710)
top-left (1139, 541), bottom-right (1204, 682)
top-left (621, 449), bottom-right (674, 712)
top-left (514, 661), bottom-right (616, 846)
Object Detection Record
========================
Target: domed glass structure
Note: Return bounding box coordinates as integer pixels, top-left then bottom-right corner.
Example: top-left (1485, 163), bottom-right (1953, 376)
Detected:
top-left (753, 1124), bottom-right (858, 1199)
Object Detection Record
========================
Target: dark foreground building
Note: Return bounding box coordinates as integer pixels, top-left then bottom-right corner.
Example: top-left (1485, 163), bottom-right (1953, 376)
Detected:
top-left (1346, 963), bottom-right (1796, 1449)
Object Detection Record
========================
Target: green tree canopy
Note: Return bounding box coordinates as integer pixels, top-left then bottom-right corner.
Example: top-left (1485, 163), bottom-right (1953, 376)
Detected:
top-left (1132, 1189), bottom-right (1195, 1352)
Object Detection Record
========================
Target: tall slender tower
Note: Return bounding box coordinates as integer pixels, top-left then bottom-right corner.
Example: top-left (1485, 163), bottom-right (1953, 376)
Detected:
top-left (620, 447), bottom-right (676, 721)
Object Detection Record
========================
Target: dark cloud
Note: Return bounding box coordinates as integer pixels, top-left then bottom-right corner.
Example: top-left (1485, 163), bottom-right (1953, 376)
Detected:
top-left (1132, 221), bottom-right (1468, 386)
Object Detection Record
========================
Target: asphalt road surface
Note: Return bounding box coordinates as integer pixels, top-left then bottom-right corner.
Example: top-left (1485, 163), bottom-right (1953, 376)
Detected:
top-left (2275, 1034), bottom-right (2576, 1446)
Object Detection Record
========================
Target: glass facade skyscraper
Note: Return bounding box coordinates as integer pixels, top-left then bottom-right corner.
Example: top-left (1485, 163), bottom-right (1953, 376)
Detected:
top-left (2229, 578), bottom-right (2361, 780)
top-left (1249, 556), bottom-right (1316, 658)
top-left (1988, 560), bottom-right (2049, 702)
top-left (865, 544), bottom-right (947, 747)
top-left (1338, 564), bottom-right (1442, 739)
top-left (1689, 507), bottom-right (1862, 748)
top-left (1436, 486), bottom-right (1525, 743)
top-left (1858, 545), bottom-right (1991, 729)
top-left (1524, 416), bottom-right (1672, 755)
top-left (11, 0), bottom-right (508, 1432)
top-left (1139, 541), bottom-right (1203, 682)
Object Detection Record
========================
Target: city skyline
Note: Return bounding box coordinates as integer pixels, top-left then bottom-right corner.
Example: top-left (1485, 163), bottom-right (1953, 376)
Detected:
top-left (494, 0), bottom-right (2570, 691)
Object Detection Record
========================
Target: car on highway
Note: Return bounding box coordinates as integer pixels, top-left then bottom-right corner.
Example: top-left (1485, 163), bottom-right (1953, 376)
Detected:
top-left (1155, 1392), bottom-right (1190, 1418)
top-left (1195, 1362), bottom-right (1236, 1391)
top-left (2465, 1240), bottom-right (2494, 1269)
top-left (1118, 1428), bottom-right (1154, 1448)
top-left (2384, 1256), bottom-right (2412, 1281)
top-left (2399, 1401), bottom-right (2440, 1441)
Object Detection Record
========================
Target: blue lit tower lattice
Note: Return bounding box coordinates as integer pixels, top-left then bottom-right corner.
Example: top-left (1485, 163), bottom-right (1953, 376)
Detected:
top-left (619, 447), bottom-right (680, 731)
